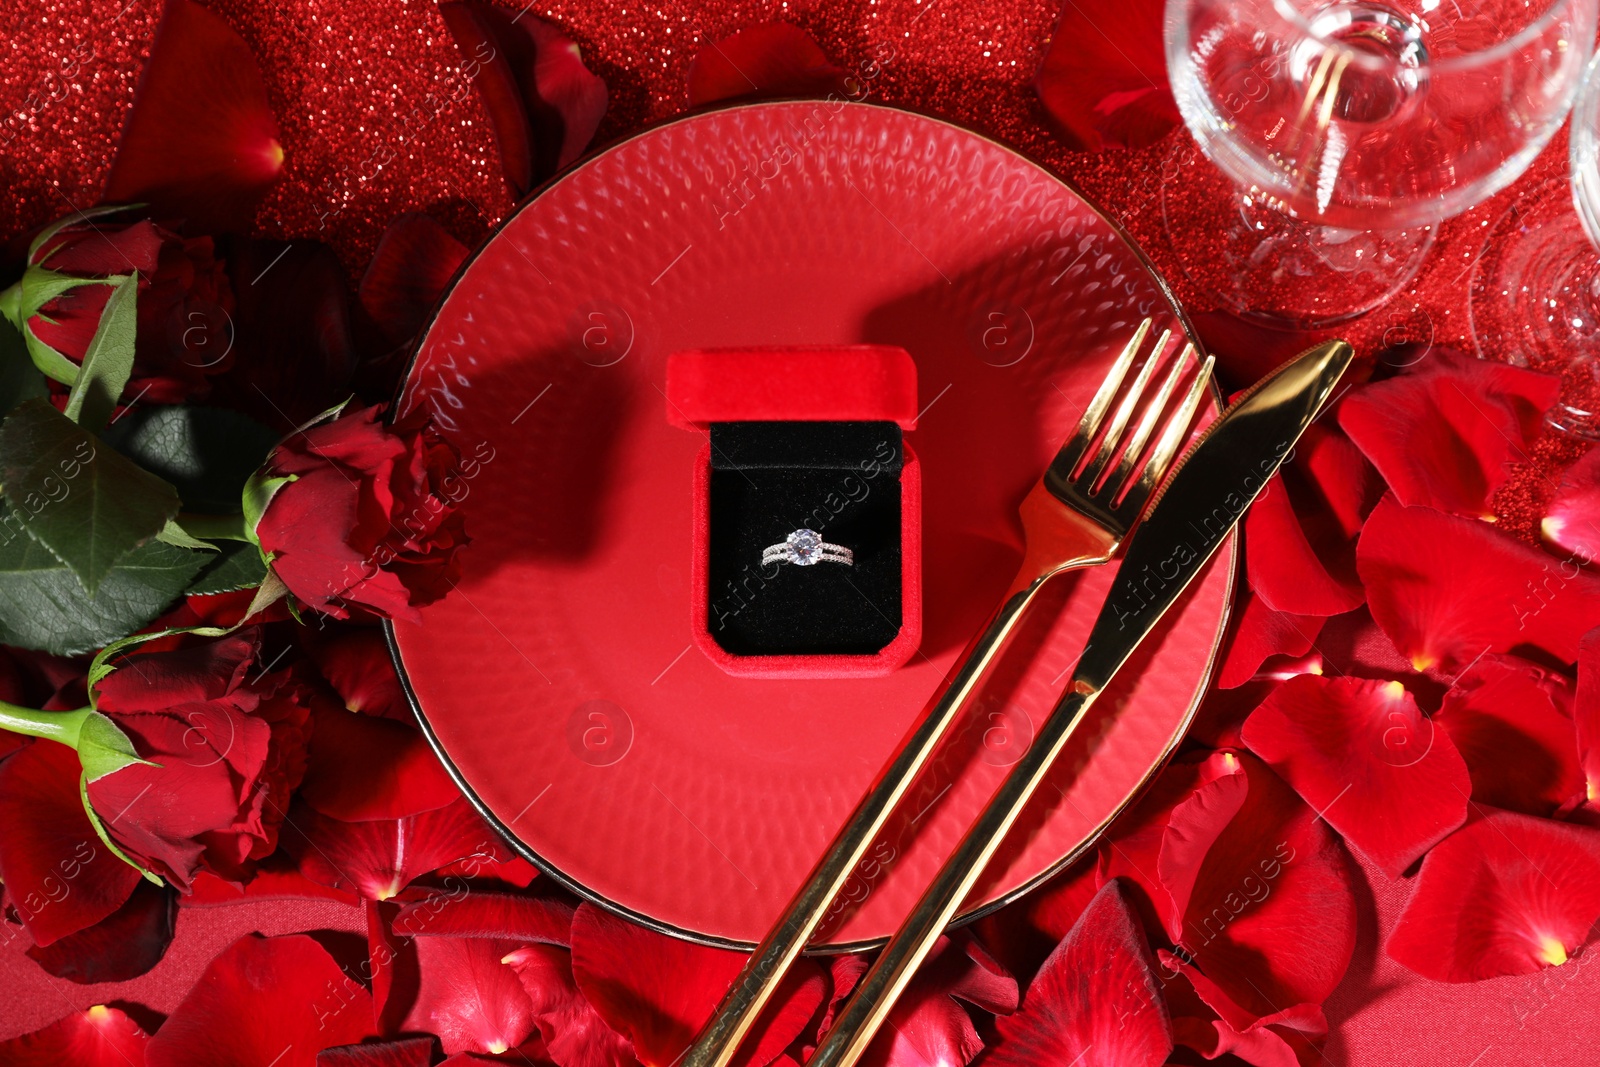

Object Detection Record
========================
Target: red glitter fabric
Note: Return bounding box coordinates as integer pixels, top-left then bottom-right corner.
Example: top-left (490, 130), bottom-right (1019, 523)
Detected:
top-left (2, 0), bottom-right (1597, 1060)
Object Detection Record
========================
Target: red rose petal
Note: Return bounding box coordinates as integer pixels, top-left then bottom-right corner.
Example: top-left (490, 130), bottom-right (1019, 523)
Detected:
top-left (986, 881), bottom-right (1171, 1067)
top-left (1248, 473), bottom-right (1363, 620)
top-left (972, 852), bottom-right (1099, 982)
top-left (317, 1038), bottom-right (437, 1067)
top-left (439, 3), bottom-right (606, 195)
top-left (504, 942), bottom-right (636, 1067)
top-left (1542, 446), bottom-right (1600, 564)
top-left (184, 852), bottom-right (361, 907)
top-left (359, 213), bottom-right (470, 346)
top-left (285, 797), bottom-right (505, 901)
top-left (1387, 808), bottom-right (1600, 981)
top-left (857, 934), bottom-right (1019, 1067)
top-left (396, 934), bottom-right (536, 1056)
top-left (0, 740), bottom-right (140, 946)
top-left (1340, 350), bottom-right (1559, 519)
top-left (1163, 960), bottom-right (1326, 1067)
top-left (1035, 0), bottom-right (1177, 150)
top-left (1216, 588), bottom-right (1323, 689)
top-left (104, 0), bottom-right (282, 231)
top-left (434, 850), bottom-right (540, 889)
top-left (25, 878), bottom-right (176, 984)
top-left (1578, 629), bottom-right (1600, 807)
top-left (1158, 752), bottom-right (1356, 1023)
top-left (1242, 674), bottom-right (1471, 876)
top-left (0, 1006), bottom-right (149, 1067)
top-left (146, 933), bottom-right (375, 1067)
top-left (687, 22), bottom-right (853, 106)
top-left (303, 628), bottom-right (411, 720)
top-left (300, 702), bottom-right (461, 821)
top-left (571, 902), bottom-right (826, 1067)
top-left (392, 890), bottom-right (573, 943)
top-left (1358, 496), bottom-right (1600, 674)
top-left (1436, 654), bottom-right (1582, 816)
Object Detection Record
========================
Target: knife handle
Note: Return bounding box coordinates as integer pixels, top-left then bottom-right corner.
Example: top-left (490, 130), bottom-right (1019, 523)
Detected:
top-left (678, 576), bottom-right (1053, 1067)
top-left (806, 682), bottom-right (1101, 1067)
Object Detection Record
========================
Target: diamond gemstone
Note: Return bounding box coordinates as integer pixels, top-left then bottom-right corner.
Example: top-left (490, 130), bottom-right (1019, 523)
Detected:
top-left (787, 528), bottom-right (823, 565)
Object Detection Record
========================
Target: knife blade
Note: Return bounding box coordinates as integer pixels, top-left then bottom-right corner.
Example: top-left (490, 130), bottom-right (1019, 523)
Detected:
top-left (806, 337), bottom-right (1354, 1067)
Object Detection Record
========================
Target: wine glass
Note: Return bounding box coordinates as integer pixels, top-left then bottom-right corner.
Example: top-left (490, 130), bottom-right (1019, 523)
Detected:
top-left (1470, 48), bottom-right (1600, 438)
top-left (1164, 0), bottom-right (1596, 328)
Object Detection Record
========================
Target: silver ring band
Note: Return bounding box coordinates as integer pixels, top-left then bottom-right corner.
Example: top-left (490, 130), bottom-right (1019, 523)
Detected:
top-left (762, 528), bottom-right (853, 567)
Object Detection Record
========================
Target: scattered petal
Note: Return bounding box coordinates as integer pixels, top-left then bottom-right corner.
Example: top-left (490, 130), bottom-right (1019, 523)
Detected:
top-left (571, 902), bottom-right (826, 1067)
top-left (391, 889), bottom-right (573, 943)
top-left (284, 797), bottom-right (505, 901)
top-left (302, 627), bottom-right (411, 721)
top-left (146, 933), bottom-right (374, 1066)
top-left (1577, 629), bottom-right (1600, 809)
top-left (317, 1038), bottom-right (437, 1067)
top-left (1340, 349), bottom-right (1559, 519)
top-left (1163, 961), bottom-right (1327, 1067)
top-left (1542, 446), bottom-right (1600, 564)
top-left (505, 942), bottom-right (637, 1067)
top-left (26, 878), bottom-right (176, 983)
top-left (1358, 496), bottom-right (1600, 674)
top-left (858, 934), bottom-right (1018, 1067)
top-left (104, 0), bottom-right (282, 231)
top-left (1158, 752), bottom-right (1356, 1025)
top-left (1436, 654), bottom-right (1582, 816)
top-left (1215, 587), bottom-right (1323, 690)
top-left (1387, 808), bottom-right (1600, 982)
top-left (396, 935), bottom-right (536, 1056)
top-left (184, 852), bottom-right (360, 907)
top-left (300, 701), bottom-right (461, 821)
top-left (1242, 674), bottom-right (1471, 876)
top-left (986, 881), bottom-right (1171, 1067)
top-left (438, 2), bottom-right (607, 195)
top-left (1036, 0), bottom-right (1177, 150)
top-left (687, 22), bottom-right (853, 105)
top-left (0, 740), bottom-right (140, 946)
top-left (359, 213), bottom-right (470, 347)
top-left (0, 1005), bottom-right (149, 1067)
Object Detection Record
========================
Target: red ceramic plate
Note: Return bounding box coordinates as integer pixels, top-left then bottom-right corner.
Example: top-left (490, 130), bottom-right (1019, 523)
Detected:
top-left (391, 101), bottom-right (1233, 949)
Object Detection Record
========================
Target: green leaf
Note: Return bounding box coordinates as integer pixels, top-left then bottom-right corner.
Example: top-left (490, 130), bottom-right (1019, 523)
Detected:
top-left (0, 319), bottom-right (47, 418)
top-left (155, 518), bottom-right (219, 551)
top-left (0, 523), bottom-right (206, 655)
top-left (0, 399), bottom-right (182, 595)
top-left (76, 710), bottom-right (157, 781)
top-left (63, 272), bottom-right (138, 431)
top-left (242, 471), bottom-right (294, 543)
top-left (78, 772), bottom-right (162, 884)
top-left (187, 539), bottom-right (268, 595)
top-left (105, 405), bottom-right (281, 514)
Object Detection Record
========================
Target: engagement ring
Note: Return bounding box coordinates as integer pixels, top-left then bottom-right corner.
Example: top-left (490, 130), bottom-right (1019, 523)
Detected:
top-left (762, 529), bottom-right (853, 567)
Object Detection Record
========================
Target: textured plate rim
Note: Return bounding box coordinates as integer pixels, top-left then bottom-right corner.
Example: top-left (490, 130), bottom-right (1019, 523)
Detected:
top-left (383, 97), bottom-right (1235, 953)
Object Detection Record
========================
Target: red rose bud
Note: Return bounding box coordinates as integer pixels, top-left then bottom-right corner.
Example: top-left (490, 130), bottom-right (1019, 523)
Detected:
top-left (250, 405), bottom-right (470, 621)
top-left (87, 630), bottom-right (314, 890)
top-left (5, 214), bottom-right (235, 403)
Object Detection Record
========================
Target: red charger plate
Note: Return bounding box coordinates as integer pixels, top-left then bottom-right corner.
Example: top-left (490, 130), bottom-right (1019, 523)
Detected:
top-left (390, 100), bottom-right (1233, 949)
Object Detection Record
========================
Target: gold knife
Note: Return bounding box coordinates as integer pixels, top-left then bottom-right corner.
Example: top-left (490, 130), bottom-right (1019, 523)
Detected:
top-left (805, 337), bottom-right (1353, 1067)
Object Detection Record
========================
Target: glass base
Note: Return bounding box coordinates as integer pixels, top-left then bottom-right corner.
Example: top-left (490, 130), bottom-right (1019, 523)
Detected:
top-left (1161, 138), bottom-right (1435, 330)
top-left (1468, 177), bottom-right (1600, 440)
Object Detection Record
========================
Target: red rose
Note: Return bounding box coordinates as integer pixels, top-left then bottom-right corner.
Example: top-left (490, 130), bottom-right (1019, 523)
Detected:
top-left (253, 405), bottom-right (470, 621)
top-left (20, 215), bottom-right (235, 402)
top-left (87, 629), bottom-right (313, 889)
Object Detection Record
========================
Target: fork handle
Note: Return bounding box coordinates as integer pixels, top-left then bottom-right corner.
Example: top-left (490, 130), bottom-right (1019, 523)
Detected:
top-left (679, 566), bottom-right (1069, 1067)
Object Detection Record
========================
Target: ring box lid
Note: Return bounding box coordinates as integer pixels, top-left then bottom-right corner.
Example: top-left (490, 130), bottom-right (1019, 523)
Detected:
top-left (665, 346), bottom-right (919, 430)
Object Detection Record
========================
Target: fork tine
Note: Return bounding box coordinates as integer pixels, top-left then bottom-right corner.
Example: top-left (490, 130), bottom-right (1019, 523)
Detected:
top-left (1056, 317), bottom-right (1151, 475)
top-left (1102, 340), bottom-right (1193, 503)
top-left (1081, 328), bottom-right (1172, 490)
top-left (1122, 352), bottom-right (1214, 512)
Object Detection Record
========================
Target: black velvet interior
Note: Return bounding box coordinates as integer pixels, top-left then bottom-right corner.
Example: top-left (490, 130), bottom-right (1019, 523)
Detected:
top-left (707, 421), bottom-right (903, 655)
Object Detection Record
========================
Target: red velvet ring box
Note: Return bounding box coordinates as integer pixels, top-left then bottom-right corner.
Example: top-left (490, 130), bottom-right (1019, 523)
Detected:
top-left (666, 346), bottom-right (922, 678)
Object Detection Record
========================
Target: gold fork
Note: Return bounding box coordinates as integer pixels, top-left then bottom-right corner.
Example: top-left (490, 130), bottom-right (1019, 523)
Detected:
top-left (680, 317), bottom-right (1214, 1067)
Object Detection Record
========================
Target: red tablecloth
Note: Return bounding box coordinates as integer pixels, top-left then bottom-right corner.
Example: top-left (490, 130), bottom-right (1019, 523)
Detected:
top-left (3, 1), bottom-right (1597, 1061)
